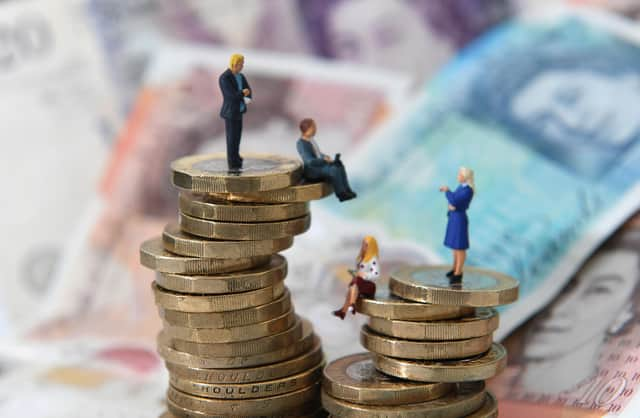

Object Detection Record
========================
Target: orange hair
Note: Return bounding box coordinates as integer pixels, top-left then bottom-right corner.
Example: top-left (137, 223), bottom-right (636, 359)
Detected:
top-left (357, 236), bottom-right (379, 263)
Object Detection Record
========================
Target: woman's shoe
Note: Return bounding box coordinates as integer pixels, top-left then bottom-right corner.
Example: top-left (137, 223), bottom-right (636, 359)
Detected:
top-left (446, 270), bottom-right (454, 278)
top-left (449, 274), bottom-right (463, 284)
top-left (333, 309), bottom-right (346, 320)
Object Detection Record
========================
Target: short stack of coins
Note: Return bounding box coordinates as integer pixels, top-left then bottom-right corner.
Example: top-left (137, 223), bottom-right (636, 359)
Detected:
top-left (140, 153), bottom-right (333, 418)
top-left (322, 265), bottom-right (519, 417)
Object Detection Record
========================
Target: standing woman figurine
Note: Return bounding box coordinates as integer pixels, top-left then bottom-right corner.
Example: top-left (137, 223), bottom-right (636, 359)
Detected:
top-left (333, 236), bottom-right (380, 319)
top-left (439, 167), bottom-right (475, 283)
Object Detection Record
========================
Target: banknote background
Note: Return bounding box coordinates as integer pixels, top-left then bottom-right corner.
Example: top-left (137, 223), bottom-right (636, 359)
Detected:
top-left (1, 0), bottom-right (640, 417)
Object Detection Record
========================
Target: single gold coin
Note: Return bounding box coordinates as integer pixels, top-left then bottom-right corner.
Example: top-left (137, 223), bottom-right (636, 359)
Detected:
top-left (157, 320), bottom-right (315, 369)
top-left (211, 181), bottom-right (333, 203)
top-left (367, 308), bottom-right (499, 341)
top-left (360, 326), bottom-right (492, 360)
top-left (322, 352), bottom-right (452, 406)
top-left (321, 381), bottom-right (485, 418)
top-left (179, 212), bottom-right (311, 241)
top-left (170, 360), bottom-right (324, 400)
top-left (164, 404), bottom-right (326, 418)
top-left (165, 335), bottom-right (323, 384)
top-left (159, 289), bottom-right (291, 328)
top-left (355, 287), bottom-right (474, 321)
top-left (162, 223), bottom-right (293, 258)
top-left (171, 318), bottom-right (303, 357)
top-left (152, 281), bottom-right (285, 313)
top-left (373, 343), bottom-right (507, 382)
top-left (179, 192), bottom-right (310, 222)
top-left (163, 309), bottom-right (296, 343)
top-left (466, 391), bottom-right (498, 418)
top-left (167, 382), bottom-right (321, 416)
top-left (390, 265), bottom-right (519, 307)
top-left (171, 153), bottom-right (302, 193)
top-left (155, 254), bottom-right (287, 295)
top-left (140, 237), bottom-right (269, 274)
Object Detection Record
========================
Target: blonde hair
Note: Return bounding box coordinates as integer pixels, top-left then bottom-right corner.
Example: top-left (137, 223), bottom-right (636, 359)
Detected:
top-left (229, 53), bottom-right (244, 69)
top-left (460, 167), bottom-right (476, 192)
top-left (357, 236), bottom-right (379, 263)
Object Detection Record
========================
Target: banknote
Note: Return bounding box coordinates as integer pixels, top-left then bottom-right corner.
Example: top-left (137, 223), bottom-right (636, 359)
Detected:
top-left (0, 0), bottom-right (117, 336)
top-left (488, 212), bottom-right (640, 417)
top-left (28, 43), bottom-right (408, 351)
top-left (321, 7), bottom-right (640, 339)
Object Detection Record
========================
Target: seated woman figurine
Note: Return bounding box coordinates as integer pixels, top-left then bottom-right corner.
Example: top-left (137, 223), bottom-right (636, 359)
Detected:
top-left (296, 118), bottom-right (357, 202)
top-left (333, 235), bottom-right (380, 319)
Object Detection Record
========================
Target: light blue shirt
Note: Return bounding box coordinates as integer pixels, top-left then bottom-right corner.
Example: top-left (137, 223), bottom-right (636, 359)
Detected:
top-left (234, 73), bottom-right (246, 112)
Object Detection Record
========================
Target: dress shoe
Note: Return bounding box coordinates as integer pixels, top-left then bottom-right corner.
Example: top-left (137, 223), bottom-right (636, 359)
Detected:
top-left (446, 270), bottom-right (454, 278)
top-left (332, 309), bottom-right (346, 320)
top-left (449, 274), bottom-right (463, 285)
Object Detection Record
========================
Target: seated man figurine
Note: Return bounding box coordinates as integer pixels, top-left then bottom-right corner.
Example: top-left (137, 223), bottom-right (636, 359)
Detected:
top-left (296, 118), bottom-right (357, 202)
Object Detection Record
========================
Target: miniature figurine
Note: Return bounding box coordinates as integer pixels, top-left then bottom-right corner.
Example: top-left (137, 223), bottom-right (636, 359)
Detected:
top-left (296, 118), bottom-right (357, 202)
top-left (439, 167), bottom-right (475, 284)
top-left (333, 235), bottom-right (379, 319)
top-left (219, 53), bottom-right (252, 170)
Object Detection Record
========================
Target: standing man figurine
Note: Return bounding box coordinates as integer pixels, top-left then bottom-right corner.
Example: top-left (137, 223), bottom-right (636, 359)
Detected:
top-left (439, 167), bottom-right (475, 284)
top-left (219, 53), bottom-right (252, 170)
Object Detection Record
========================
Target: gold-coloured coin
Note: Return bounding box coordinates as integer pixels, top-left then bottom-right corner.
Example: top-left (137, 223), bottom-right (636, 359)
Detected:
top-left (367, 308), bottom-right (499, 341)
top-left (179, 192), bottom-right (310, 222)
top-left (170, 360), bottom-right (324, 400)
top-left (171, 318), bottom-right (303, 357)
top-left (162, 223), bottom-right (293, 258)
top-left (162, 406), bottom-right (326, 418)
top-left (466, 391), bottom-right (498, 418)
top-left (171, 153), bottom-right (302, 193)
top-left (355, 287), bottom-right (474, 321)
top-left (159, 290), bottom-right (291, 328)
top-left (321, 381), bottom-right (485, 418)
top-left (152, 281), bottom-right (285, 313)
top-left (390, 265), bottom-right (519, 307)
top-left (157, 320), bottom-right (315, 369)
top-left (211, 181), bottom-right (333, 203)
top-left (155, 254), bottom-right (287, 295)
top-left (179, 212), bottom-right (311, 241)
top-left (165, 335), bottom-right (323, 384)
top-left (322, 352), bottom-right (452, 406)
top-left (163, 309), bottom-right (296, 343)
top-left (360, 326), bottom-right (492, 360)
top-left (140, 237), bottom-right (269, 274)
top-left (167, 382), bottom-right (321, 416)
top-left (373, 343), bottom-right (507, 382)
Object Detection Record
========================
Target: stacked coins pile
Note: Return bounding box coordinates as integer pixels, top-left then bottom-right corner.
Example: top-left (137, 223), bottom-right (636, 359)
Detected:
top-left (322, 265), bottom-right (519, 417)
top-left (140, 153), bottom-right (333, 418)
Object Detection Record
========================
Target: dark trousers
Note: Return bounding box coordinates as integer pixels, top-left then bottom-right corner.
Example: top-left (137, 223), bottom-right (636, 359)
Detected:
top-left (305, 159), bottom-right (352, 195)
top-left (224, 118), bottom-right (243, 168)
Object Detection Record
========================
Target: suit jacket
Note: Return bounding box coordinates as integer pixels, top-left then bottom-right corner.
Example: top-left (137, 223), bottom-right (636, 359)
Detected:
top-left (219, 68), bottom-right (252, 120)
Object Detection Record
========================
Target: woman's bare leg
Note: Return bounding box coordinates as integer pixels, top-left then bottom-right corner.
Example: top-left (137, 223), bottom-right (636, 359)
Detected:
top-left (337, 285), bottom-right (359, 313)
top-left (454, 250), bottom-right (466, 275)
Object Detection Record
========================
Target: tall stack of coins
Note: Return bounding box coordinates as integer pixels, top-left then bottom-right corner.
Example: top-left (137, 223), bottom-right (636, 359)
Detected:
top-left (140, 153), bottom-right (332, 418)
top-left (322, 265), bottom-right (519, 417)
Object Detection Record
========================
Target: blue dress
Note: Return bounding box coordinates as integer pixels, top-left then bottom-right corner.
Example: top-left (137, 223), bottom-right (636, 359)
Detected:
top-left (444, 185), bottom-right (474, 250)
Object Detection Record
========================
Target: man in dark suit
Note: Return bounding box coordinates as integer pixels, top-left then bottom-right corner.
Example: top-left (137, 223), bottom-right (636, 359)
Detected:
top-left (219, 53), bottom-right (252, 170)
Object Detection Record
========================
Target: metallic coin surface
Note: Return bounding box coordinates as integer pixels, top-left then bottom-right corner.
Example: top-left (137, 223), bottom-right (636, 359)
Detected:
top-left (171, 153), bottom-right (302, 193)
top-left (367, 308), bottom-right (499, 341)
top-left (170, 360), bottom-right (324, 399)
top-left (157, 320), bottom-right (315, 369)
top-left (211, 181), bottom-right (333, 203)
top-left (321, 381), bottom-right (486, 418)
top-left (356, 287), bottom-right (474, 321)
top-left (159, 290), bottom-right (292, 328)
top-left (167, 382), bottom-right (320, 416)
top-left (162, 224), bottom-right (294, 258)
top-left (165, 335), bottom-right (323, 384)
top-left (140, 237), bottom-right (269, 274)
top-left (171, 318), bottom-right (303, 357)
top-left (163, 308), bottom-right (296, 343)
top-left (152, 280), bottom-right (285, 313)
top-left (373, 343), bottom-right (507, 382)
top-left (155, 255), bottom-right (287, 295)
top-left (360, 326), bottom-right (493, 360)
top-left (390, 265), bottom-right (519, 307)
top-left (466, 391), bottom-right (498, 418)
top-left (179, 212), bottom-right (311, 240)
top-left (179, 192), bottom-right (310, 222)
top-left (322, 352), bottom-right (452, 406)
